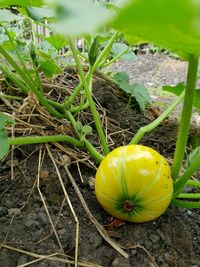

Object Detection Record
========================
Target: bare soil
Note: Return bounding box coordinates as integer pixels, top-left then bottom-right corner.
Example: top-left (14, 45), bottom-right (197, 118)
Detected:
top-left (0, 54), bottom-right (200, 267)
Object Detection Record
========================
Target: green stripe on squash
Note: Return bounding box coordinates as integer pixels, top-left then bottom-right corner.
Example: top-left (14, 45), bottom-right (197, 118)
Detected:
top-left (95, 145), bottom-right (173, 223)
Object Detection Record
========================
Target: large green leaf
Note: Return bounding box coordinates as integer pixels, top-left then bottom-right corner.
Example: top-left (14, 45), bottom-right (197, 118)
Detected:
top-left (53, 0), bottom-right (112, 36)
top-left (0, 112), bottom-right (15, 160)
top-left (26, 7), bottom-right (54, 21)
top-left (45, 34), bottom-right (67, 50)
top-left (111, 43), bottom-right (136, 61)
top-left (113, 71), bottom-right (129, 92)
top-left (187, 147), bottom-right (200, 166)
top-left (0, 0), bottom-right (44, 7)
top-left (112, 0), bottom-right (200, 58)
top-left (39, 59), bottom-right (62, 77)
top-left (129, 83), bottom-right (152, 111)
top-left (163, 83), bottom-right (200, 111)
top-left (113, 71), bottom-right (151, 111)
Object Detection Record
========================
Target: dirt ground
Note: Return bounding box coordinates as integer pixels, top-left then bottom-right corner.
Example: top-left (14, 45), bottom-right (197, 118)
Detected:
top-left (0, 54), bottom-right (200, 267)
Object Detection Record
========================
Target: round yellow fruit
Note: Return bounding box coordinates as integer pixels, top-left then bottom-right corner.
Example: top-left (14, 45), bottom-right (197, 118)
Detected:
top-left (95, 145), bottom-right (173, 222)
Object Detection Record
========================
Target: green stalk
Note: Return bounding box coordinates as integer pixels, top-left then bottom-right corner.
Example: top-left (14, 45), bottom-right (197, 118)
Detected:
top-left (68, 38), bottom-right (109, 155)
top-left (130, 92), bottom-right (184, 144)
top-left (175, 193), bottom-right (200, 199)
top-left (71, 102), bottom-right (89, 113)
top-left (187, 179), bottom-right (200, 187)
top-left (0, 65), bottom-right (28, 94)
top-left (172, 55), bottom-right (199, 179)
top-left (9, 135), bottom-right (83, 147)
top-left (0, 94), bottom-right (23, 101)
top-left (0, 45), bottom-right (63, 118)
top-left (47, 99), bottom-right (65, 114)
top-left (0, 65), bottom-right (65, 115)
top-left (65, 33), bottom-right (118, 108)
top-left (65, 67), bottom-right (93, 108)
top-left (4, 26), bottom-right (40, 91)
top-left (99, 47), bottom-right (130, 68)
top-left (93, 32), bottom-right (119, 70)
top-left (173, 153), bottom-right (200, 197)
top-left (65, 110), bottom-right (104, 163)
top-left (84, 139), bottom-right (104, 163)
top-left (171, 199), bottom-right (200, 208)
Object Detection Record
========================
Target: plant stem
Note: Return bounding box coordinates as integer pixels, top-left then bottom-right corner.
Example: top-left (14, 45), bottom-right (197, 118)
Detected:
top-left (65, 67), bottom-right (93, 108)
top-left (9, 135), bottom-right (83, 147)
top-left (173, 152), bottom-right (200, 196)
top-left (0, 94), bottom-right (23, 101)
top-left (65, 110), bottom-right (104, 162)
top-left (68, 38), bottom-right (109, 155)
top-left (172, 55), bottom-right (199, 179)
top-left (65, 32), bottom-right (118, 108)
top-left (0, 65), bottom-right (28, 94)
top-left (0, 45), bottom-right (64, 118)
top-left (100, 47), bottom-right (130, 68)
top-left (172, 199), bottom-right (200, 208)
top-left (84, 139), bottom-right (104, 163)
top-left (176, 193), bottom-right (200, 199)
top-left (130, 92), bottom-right (184, 144)
top-left (93, 32), bottom-right (119, 69)
top-left (1, 65), bottom-right (65, 114)
top-left (187, 179), bottom-right (200, 187)
top-left (4, 26), bottom-right (40, 91)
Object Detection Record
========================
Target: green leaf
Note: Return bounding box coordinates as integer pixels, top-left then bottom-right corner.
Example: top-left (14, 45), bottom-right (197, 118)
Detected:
top-left (0, 9), bottom-right (22, 22)
top-left (0, 0), bottom-right (44, 7)
top-left (37, 49), bottom-right (52, 60)
top-left (112, 0), bottom-right (200, 58)
top-left (187, 147), bottom-right (200, 167)
top-left (113, 71), bottom-right (130, 92)
top-left (163, 83), bottom-right (200, 111)
top-left (76, 121), bottom-right (82, 134)
top-left (53, 0), bottom-right (112, 36)
top-left (82, 125), bottom-right (92, 136)
top-left (45, 34), bottom-right (67, 50)
top-left (113, 72), bottom-right (151, 111)
top-left (0, 128), bottom-right (10, 160)
top-left (89, 36), bottom-right (99, 66)
top-left (128, 83), bottom-right (152, 111)
top-left (190, 134), bottom-right (200, 149)
top-left (39, 60), bottom-right (62, 77)
top-left (0, 112), bottom-right (15, 127)
top-left (163, 83), bottom-right (185, 95)
top-left (111, 43), bottom-right (136, 61)
top-left (0, 112), bottom-right (15, 160)
top-left (26, 7), bottom-right (54, 21)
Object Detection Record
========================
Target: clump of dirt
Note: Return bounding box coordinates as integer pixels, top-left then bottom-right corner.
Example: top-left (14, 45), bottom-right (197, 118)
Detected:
top-left (0, 55), bottom-right (200, 267)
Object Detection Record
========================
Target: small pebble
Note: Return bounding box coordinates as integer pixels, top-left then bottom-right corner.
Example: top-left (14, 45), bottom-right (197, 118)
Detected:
top-left (111, 257), bottom-right (131, 267)
top-left (8, 208), bottom-right (21, 216)
top-left (161, 264), bottom-right (169, 267)
top-left (25, 220), bottom-right (39, 229)
top-left (89, 232), bottom-right (102, 248)
top-left (4, 199), bottom-right (13, 208)
top-left (0, 206), bottom-right (8, 217)
top-left (58, 228), bottom-right (67, 236)
top-left (17, 255), bottom-right (28, 265)
top-left (131, 249), bottom-right (137, 256)
top-left (37, 212), bottom-right (49, 226)
top-left (149, 234), bottom-right (160, 243)
top-left (156, 229), bottom-right (165, 240)
top-left (186, 210), bottom-right (192, 216)
top-left (157, 255), bottom-right (165, 264)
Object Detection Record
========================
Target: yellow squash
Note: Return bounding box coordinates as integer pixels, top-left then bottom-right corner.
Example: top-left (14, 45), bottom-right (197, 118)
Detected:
top-left (95, 145), bottom-right (173, 222)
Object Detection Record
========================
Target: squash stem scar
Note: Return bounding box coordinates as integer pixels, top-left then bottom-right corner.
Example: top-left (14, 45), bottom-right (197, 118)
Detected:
top-left (122, 200), bottom-right (135, 212)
